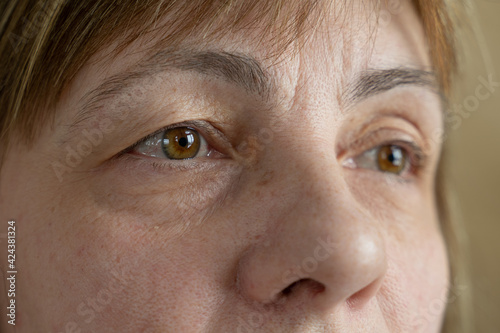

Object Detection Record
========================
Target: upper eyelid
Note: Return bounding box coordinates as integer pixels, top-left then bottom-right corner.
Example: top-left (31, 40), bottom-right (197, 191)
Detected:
top-left (340, 127), bottom-right (421, 156)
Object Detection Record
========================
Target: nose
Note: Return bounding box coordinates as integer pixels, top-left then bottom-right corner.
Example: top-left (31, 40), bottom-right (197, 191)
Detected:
top-left (236, 147), bottom-right (387, 316)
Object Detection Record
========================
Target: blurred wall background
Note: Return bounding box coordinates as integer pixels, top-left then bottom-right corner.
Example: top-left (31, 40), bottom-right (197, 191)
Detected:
top-left (448, 1), bottom-right (500, 332)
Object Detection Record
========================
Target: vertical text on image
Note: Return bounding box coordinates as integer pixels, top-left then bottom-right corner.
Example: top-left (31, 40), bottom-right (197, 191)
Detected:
top-left (6, 220), bottom-right (17, 326)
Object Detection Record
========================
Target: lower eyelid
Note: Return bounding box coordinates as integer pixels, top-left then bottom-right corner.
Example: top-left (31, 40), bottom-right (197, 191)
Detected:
top-left (116, 152), bottom-right (223, 173)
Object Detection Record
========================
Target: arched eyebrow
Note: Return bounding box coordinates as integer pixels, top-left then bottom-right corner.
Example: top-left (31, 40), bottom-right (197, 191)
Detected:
top-left (69, 49), bottom-right (439, 135)
top-left (78, 49), bottom-right (273, 115)
top-left (346, 68), bottom-right (439, 103)
top-left (68, 49), bottom-right (273, 134)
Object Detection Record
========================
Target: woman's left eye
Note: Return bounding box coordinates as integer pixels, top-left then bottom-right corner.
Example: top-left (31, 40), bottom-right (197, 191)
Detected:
top-left (344, 142), bottom-right (423, 176)
top-left (374, 144), bottom-right (408, 174)
top-left (131, 126), bottom-right (211, 160)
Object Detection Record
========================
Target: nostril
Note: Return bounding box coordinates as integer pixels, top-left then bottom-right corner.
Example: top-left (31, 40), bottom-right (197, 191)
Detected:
top-left (346, 275), bottom-right (385, 310)
top-left (281, 279), bottom-right (325, 297)
top-left (281, 280), bottom-right (300, 296)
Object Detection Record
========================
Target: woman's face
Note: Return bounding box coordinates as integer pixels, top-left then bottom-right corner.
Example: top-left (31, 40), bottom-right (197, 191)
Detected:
top-left (0, 1), bottom-right (449, 332)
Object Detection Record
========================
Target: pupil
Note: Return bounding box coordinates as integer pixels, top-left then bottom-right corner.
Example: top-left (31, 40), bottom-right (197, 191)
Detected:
top-left (178, 137), bottom-right (188, 147)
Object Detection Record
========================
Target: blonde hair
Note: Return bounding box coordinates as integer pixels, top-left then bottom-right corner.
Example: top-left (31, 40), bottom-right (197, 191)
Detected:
top-left (0, 0), bottom-right (469, 331)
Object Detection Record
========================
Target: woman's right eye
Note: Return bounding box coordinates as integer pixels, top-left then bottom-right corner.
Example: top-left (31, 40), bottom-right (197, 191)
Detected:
top-left (131, 126), bottom-right (212, 160)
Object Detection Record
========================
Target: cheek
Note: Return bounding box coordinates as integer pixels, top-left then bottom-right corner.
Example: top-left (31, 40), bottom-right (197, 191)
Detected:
top-left (412, 237), bottom-right (449, 333)
top-left (379, 226), bottom-right (449, 333)
top-left (6, 170), bottom-right (221, 332)
top-left (25, 207), bottom-right (227, 332)
top-left (3, 145), bottom-right (238, 331)
top-left (78, 214), bottom-right (231, 332)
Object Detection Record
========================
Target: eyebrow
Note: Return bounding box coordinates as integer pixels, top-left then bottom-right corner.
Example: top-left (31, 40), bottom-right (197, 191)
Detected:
top-left (71, 50), bottom-right (438, 133)
top-left (347, 68), bottom-right (438, 103)
top-left (69, 49), bottom-right (272, 133)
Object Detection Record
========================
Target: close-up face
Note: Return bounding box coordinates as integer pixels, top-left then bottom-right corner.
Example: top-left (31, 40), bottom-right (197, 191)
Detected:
top-left (0, 0), bottom-right (451, 332)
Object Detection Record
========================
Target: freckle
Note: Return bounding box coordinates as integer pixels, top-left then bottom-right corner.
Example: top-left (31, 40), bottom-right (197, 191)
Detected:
top-left (76, 246), bottom-right (86, 256)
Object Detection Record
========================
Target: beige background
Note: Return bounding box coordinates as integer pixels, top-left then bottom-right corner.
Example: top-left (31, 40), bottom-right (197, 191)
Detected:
top-left (449, 1), bottom-right (500, 332)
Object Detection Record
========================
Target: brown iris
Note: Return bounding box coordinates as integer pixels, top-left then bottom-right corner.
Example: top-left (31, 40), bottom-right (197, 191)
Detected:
top-left (162, 127), bottom-right (201, 159)
top-left (377, 145), bottom-right (407, 174)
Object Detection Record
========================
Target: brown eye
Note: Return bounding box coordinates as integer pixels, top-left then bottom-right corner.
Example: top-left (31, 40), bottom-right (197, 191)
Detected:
top-left (162, 127), bottom-right (201, 159)
top-left (377, 145), bottom-right (407, 174)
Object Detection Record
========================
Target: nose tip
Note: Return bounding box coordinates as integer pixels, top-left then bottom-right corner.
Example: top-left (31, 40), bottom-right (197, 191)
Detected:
top-left (237, 225), bottom-right (387, 315)
top-left (322, 233), bottom-right (387, 311)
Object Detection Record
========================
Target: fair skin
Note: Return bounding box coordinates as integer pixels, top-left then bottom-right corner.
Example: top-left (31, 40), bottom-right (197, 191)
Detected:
top-left (0, 1), bottom-right (448, 332)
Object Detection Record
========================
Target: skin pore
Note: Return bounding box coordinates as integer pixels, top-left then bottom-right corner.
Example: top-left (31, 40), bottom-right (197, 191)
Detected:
top-left (0, 1), bottom-right (449, 332)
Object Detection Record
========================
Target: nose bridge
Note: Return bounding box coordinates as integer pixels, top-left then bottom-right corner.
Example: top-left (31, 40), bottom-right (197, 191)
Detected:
top-left (267, 114), bottom-right (386, 262)
top-left (269, 127), bottom-right (360, 239)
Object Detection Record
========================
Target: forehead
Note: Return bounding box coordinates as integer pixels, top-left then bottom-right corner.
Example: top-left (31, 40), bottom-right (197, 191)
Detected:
top-left (67, 0), bottom-right (429, 113)
top-left (75, 0), bottom-right (427, 93)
